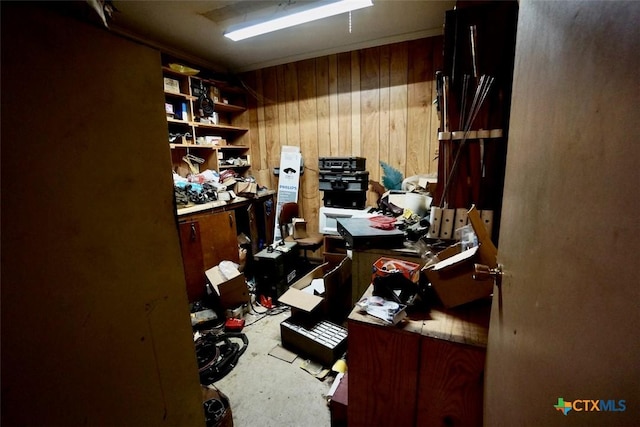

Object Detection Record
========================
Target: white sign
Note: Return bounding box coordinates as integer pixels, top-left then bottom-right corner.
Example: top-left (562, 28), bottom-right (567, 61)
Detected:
top-left (273, 146), bottom-right (302, 242)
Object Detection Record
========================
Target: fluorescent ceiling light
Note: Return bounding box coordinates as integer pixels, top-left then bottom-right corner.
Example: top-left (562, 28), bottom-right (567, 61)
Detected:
top-left (224, 0), bottom-right (374, 41)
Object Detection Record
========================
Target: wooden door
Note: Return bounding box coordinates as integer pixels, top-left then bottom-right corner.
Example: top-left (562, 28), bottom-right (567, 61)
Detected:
top-left (1, 4), bottom-right (204, 425)
top-left (179, 220), bottom-right (205, 303)
top-left (197, 210), bottom-right (239, 269)
top-left (484, 2), bottom-right (640, 426)
top-left (246, 203), bottom-right (259, 257)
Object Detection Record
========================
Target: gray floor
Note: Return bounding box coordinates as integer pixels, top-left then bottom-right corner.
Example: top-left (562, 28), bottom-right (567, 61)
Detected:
top-left (213, 306), bottom-right (336, 427)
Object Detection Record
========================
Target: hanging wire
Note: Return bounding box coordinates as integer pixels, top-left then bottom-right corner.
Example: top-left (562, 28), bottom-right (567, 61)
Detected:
top-left (239, 79), bottom-right (277, 106)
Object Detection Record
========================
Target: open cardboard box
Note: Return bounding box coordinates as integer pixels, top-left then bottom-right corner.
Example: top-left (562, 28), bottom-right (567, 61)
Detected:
top-left (278, 257), bottom-right (351, 366)
top-left (205, 265), bottom-right (249, 309)
top-left (422, 206), bottom-right (498, 308)
top-left (278, 256), bottom-right (352, 321)
top-left (235, 181), bottom-right (257, 196)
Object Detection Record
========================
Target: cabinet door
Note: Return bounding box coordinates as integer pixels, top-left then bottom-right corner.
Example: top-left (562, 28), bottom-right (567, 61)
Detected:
top-left (246, 203), bottom-right (259, 256)
top-left (196, 210), bottom-right (239, 269)
top-left (348, 320), bottom-right (421, 427)
top-left (179, 220), bottom-right (205, 303)
top-left (416, 338), bottom-right (485, 427)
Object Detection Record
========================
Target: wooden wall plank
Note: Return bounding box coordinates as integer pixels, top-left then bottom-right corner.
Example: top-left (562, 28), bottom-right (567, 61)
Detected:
top-left (377, 44), bottom-right (391, 184)
top-left (328, 54), bottom-right (339, 156)
top-left (315, 56), bottom-right (331, 158)
top-left (284, 62), bottom-right (300, 148)
top-left (262, 66), bottom-right (279, 190)
top-left (389, 42), bottom-right (409, 174)
top-left (337, 52), bottom-right (352, 156)
top-left (407, 38), bottom-right (432, 178)
top-left (351, 50), bottom-right (361, 157)
top-left (276, 65), bottom-right (287, 152)
top-left (361, 47), bottom-right (381, 185)
top-left (297, 58), bottom-right (320, 225)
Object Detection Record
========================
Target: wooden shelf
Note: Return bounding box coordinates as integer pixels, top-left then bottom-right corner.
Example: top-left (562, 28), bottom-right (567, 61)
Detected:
top-left (192, 122), bottom-right (247, 132)
top-left (162, 65), bottom-right (200, 77)
top-left (170, 144), bottom-right (218, 149)
top-left (167, 117), bottom-right (190, 124)
top-left (218, 145), bottom-right (250, 150)
top-left (163, 59), bottom-right (250, 178)
top-left (214, 101), bottom-right (245, 113)
top-left (219, 164), bottom-right (250, 169)
top-left (164, 91), bottom-right (195, 101)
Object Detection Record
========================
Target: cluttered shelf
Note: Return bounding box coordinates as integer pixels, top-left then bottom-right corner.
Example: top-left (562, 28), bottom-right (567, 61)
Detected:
top-left (176, 189), bottom-right (275, 216)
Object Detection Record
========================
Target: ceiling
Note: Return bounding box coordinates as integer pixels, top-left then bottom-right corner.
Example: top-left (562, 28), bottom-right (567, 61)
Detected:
top-left (109, 0), bottom-right (456, 73)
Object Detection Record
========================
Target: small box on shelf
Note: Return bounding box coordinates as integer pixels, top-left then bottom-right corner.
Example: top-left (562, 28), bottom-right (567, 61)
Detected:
top-left (163, 77), bottom-right (180, 94)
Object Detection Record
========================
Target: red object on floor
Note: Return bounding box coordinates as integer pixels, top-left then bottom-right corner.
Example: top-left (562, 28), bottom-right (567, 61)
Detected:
top-left (225, 318), bottom-right (245, 331)
top-left (260, 295), bottom-right (273, 309)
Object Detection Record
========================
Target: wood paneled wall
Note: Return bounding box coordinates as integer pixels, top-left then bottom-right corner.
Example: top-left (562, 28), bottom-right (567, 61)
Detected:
top-left (240, 36), bottom-right (443, 231)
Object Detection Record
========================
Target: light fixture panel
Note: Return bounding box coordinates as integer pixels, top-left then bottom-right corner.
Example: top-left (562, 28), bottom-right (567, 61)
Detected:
top-left (224, 0), bottom-right (374, 41)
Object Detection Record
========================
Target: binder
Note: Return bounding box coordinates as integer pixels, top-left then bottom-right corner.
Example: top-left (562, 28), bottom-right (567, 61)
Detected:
top-left (439, 209), bottom-right (456, 240)
top-left (427, 207), bottom-right (442, 238)
top-left (453, 208), bottom-right (469, 240)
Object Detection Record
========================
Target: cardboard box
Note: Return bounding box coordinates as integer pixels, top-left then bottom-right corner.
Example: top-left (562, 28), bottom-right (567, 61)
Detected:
top-left (292, 218), bottom-right (308, 239)
top-left (278, 256), bottom-right (352, 320)
top-left (372, 257), bottom-right (421, 283)
top-left (422, 206), bottom-right (498, 308)
top-left (280, 317), bottom-right (347, 367)
top-left (235, 181), bottom-right (257, 196)
top-left (205, 265), bottom-right (249, 309)
top-left (163, 77), bottom-right (180, 93)
top-left (278, 258), bottom-right (352, 365)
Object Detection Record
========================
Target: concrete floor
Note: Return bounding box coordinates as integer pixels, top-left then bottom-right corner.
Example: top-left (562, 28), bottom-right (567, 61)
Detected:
top-left (213, 307), bottom-right (336, 427)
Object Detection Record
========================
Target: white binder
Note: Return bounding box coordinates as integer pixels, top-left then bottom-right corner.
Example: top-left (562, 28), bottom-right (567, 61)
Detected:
top-left (439, 208), bottom-right (455, 240)
top-left (427, 207), bottom-right (442, 238)
top-left (453, 208), bottom-right (469, 240)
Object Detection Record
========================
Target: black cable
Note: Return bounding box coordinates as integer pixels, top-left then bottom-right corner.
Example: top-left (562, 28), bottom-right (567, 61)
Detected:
top-left (244, 296), bottom-right (290, 327)
top-left (196, 332), bottom-right (249, 385)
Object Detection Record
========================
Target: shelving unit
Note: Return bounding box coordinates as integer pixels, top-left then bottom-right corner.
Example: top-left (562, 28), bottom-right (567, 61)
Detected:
top-left (162, 62), bottom-right (251, 177)
top-left (433, 1), bottom-right (518, 244)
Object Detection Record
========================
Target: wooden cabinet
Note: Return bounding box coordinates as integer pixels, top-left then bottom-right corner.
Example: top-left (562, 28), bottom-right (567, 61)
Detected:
top-left (348, 286), bottom-right (490, 427)
top-left (176, 192), bottom-right (276, 303)
top-left (162, 62), bottom-right (251, 178)
top-left (178, 209), bottom-right (238, 302)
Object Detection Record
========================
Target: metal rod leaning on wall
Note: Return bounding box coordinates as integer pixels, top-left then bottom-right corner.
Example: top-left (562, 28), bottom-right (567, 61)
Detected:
top-left (438, 75), bottom-right (494, 208)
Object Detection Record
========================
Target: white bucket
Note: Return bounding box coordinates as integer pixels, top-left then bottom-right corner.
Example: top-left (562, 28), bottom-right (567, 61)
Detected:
top-left (404, 193), bottom-right (429, 217)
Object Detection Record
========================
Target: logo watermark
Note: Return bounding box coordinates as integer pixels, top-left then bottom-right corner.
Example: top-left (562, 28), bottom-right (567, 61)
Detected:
top-left (554, 398), bottom-right (626, 415)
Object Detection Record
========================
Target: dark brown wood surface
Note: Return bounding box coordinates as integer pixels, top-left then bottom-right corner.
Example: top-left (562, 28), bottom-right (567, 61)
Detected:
top-left (179, 220), bottom-right (206, 302)
top-left (348, 285), bottom-right (489, 427)
top-left (348, 320), bottom-right (421, 427)
top-left (416, 338), bottom-right (485, 426)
